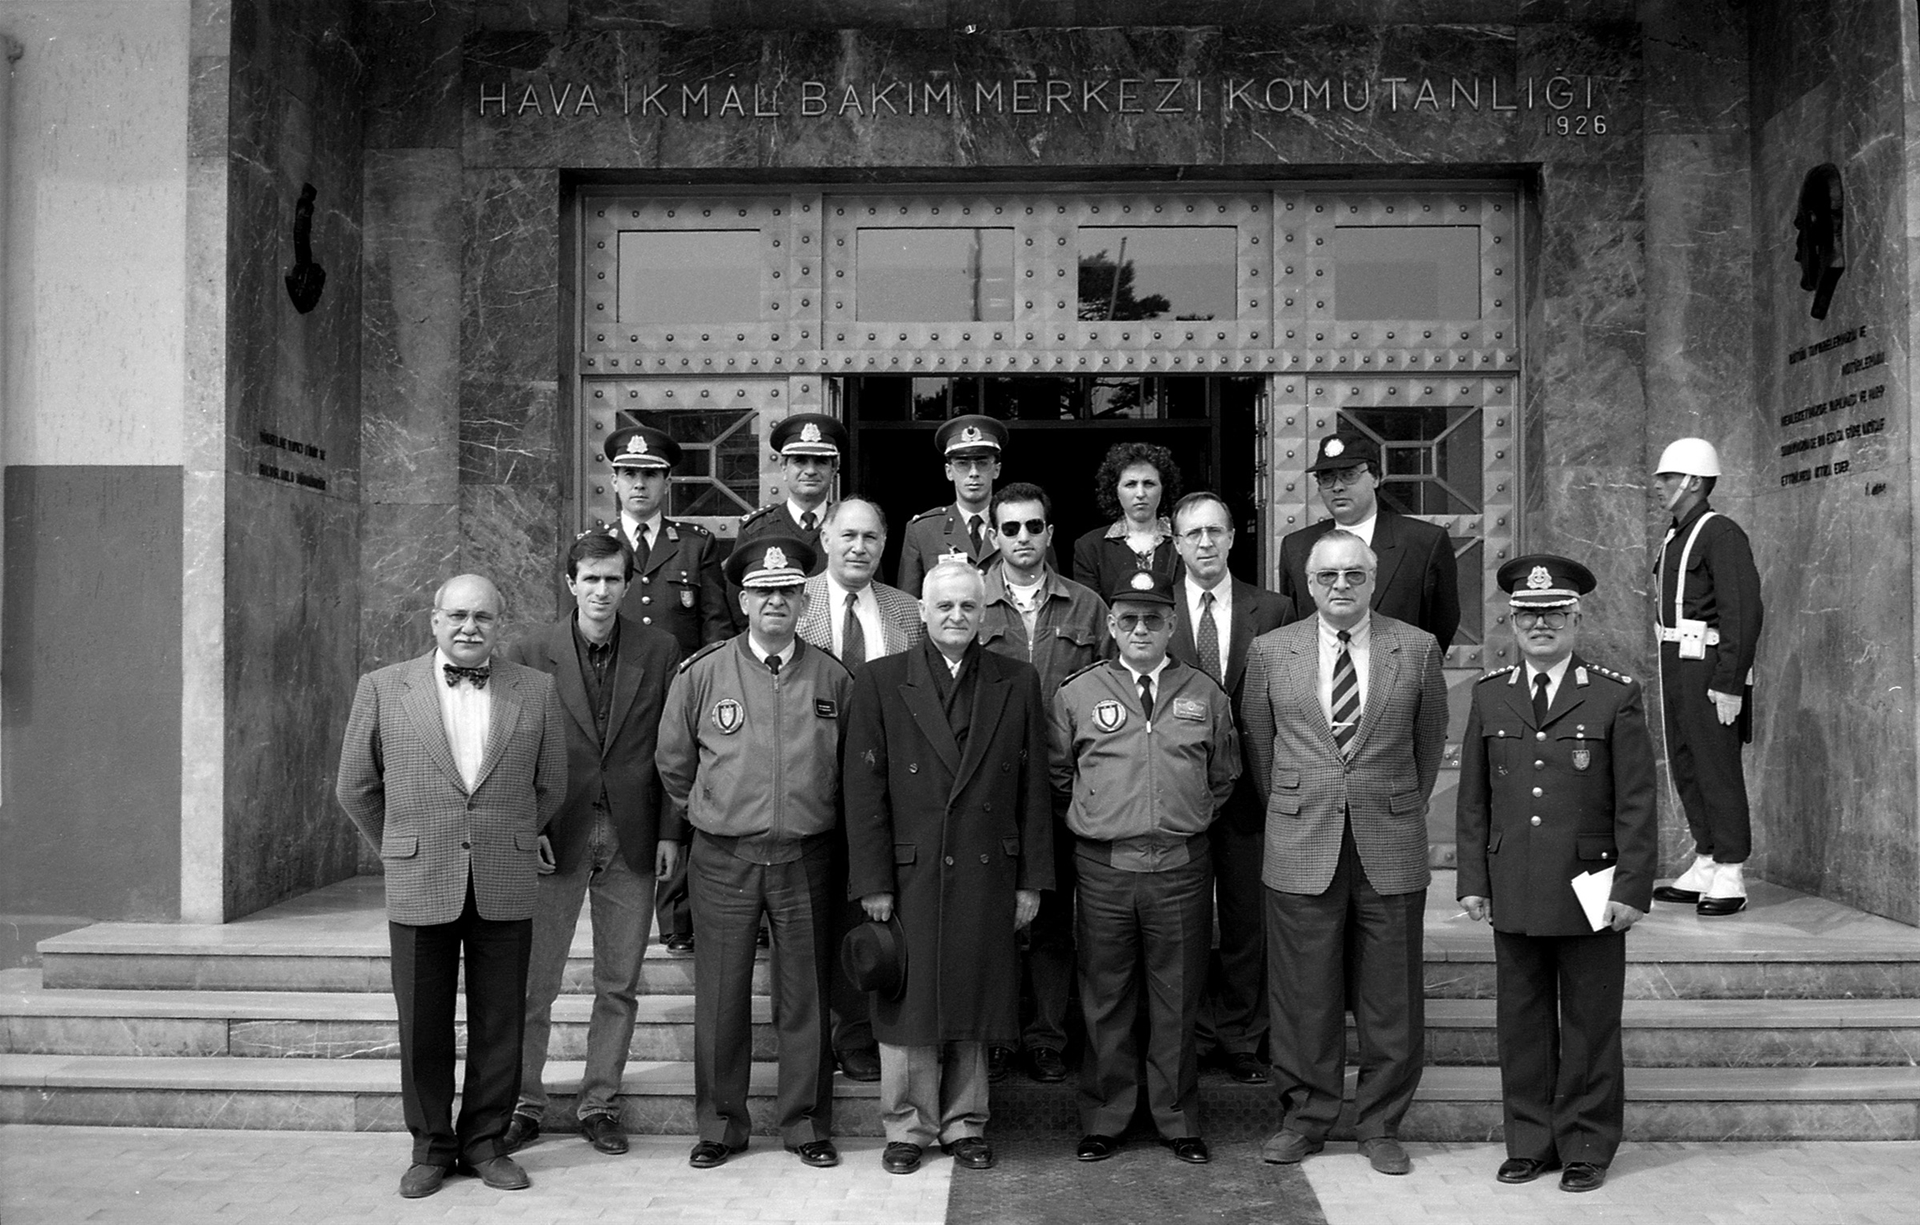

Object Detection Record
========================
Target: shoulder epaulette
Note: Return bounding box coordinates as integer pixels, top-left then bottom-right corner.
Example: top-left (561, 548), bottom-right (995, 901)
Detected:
top-left (1478, 663), bottom-right (1521, 684)
top-left (739, 504), bottom-right (781, 528)
top-left (667, 517), bottom-right (711, 536)
top-left (1586, 663), bottom-right (1634, 685)
top-left (908, 505), bottom-right (947, 523)
top-left (676, 641), bottom-right (731, 674)
top-left (1059, 659), bottom-right (1111, 688)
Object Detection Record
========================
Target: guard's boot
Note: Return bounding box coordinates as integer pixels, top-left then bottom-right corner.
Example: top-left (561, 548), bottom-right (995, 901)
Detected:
top-left (1697, 861), bottom-right (1748, 916)
top-left (1652, 853), bottom-right (1716, 904)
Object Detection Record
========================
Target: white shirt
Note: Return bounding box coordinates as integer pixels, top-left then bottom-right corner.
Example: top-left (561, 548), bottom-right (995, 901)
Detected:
top-left (1182, 574), bottom-right (1233, 683)
top-left (1525, 655), bottom-right (1574, 710)
top-left (620, 511), bottom-right (663, 555)
top-left (1004, 573), bottom-right (1045, 645)
top-left (1341, 510), bottom-right (1379, 548)
top-left (826, 573), bottom-right (886, 658)
top-left (434, 648), bottom-right (491, 791)
top-left (1122, 655), bottom-right (1172, 726)
top-left (747, 637), bottom-right (796, 670)
top-left (935, 648), bottom-right (967, 678)
top-left (1316, 613), bottom-right (1372, 729)
top-left (786, 498), bottom-right (825, 530)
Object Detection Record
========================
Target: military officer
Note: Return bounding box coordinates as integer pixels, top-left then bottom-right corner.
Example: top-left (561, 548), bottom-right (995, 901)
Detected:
top-left (1646, 438), bottom-right (1764, 916)
top-left (735, 412), bottom-right (847, 578)
top-left (1456, 555), bottom-right (1657, 1195)
top-left (898, 415), bottom-right (1005, 596)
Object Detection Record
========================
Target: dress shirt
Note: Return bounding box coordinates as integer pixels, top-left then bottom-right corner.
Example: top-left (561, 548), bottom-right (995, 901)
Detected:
top-left (1183, 574), bottom-right (1233, 683)
top-left (934, 648), bottom-right (967, 678)
top-left (785, 498), bottom-right (824, 530)
top-left (1121, 656), bottom-right (1172, 722)
top-left (434, 647), bottom-right (491, 790)
top-left (1525, 655), bottom-right (1573, 710)
top-left (620, 511), bottom-right (663, 556)
top-left (746, 637), bottom-right (797, 670)
top-left (825, 574), bottom-right (886, 658)
top-left (1315, 613), bottom-right (1372, 727)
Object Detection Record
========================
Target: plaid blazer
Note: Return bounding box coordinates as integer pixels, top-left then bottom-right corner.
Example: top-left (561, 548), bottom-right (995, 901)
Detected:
top-left (335, 651), bottom-right (568, 925)
top-left (797, 573), bottom-right (925, 661)
top-left (1240, 614), bottom-right (1448, 896)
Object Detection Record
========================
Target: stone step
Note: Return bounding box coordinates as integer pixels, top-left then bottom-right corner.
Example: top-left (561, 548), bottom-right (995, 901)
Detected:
top-left (5, 1053), bottom-right (1918, 1141)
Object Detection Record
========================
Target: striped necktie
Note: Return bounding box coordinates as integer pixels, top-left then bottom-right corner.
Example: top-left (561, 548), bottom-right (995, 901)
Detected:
top-left (1330, 629), bottom-right (1359, 757)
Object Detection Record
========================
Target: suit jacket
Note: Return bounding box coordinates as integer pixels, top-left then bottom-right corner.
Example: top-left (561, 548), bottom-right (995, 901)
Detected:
top-left (1455, 655), bottom-right (1658, 935)
top-left (1240, 615), bottom-right (1449, 896)
top-left (797, 573), bottom-right (924, 661)
top-left (335, 652), bottom-right (568, 925)
top-left (1277, 507), bottom-right (1461, 650)
top-left (1168, 577), bottom-right (1294, 833)
top-left (501, 615), bottom-right (683, 876)
top-left (624, 517), bottom-right (732, 658)
top-left (843, 641), bottom-right (1053, 1045)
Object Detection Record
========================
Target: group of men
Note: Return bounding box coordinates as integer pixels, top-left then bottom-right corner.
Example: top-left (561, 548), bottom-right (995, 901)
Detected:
top-left (335, 408), bottom-right (1762, 1200)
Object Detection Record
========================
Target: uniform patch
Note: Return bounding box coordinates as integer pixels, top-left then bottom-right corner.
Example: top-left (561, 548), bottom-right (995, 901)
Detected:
top-left (681, 589), bottom-right (696, 608)
top-left (1091, 699), bottom-right (1127, 733)
top-left (711, 698), bottom-right (744, 734)
top-left (1572, 748), bottom-right (1592, 772)
top-left (815, 699), bottom-right (838, 718)
top-left (1172, 698), bottom-right (1206, 721)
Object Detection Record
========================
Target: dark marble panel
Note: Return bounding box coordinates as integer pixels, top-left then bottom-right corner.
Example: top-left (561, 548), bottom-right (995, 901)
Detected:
top-left (363, 0), bottom-right (473, 149)
top-left (359, 501), bottom-right (461, 673)
top-left (478, 0), bottom-right (569, 30)
top-left (575, 0), bottom-right (719, 27)
top-left (1514, 20), bottom-right (1641, 167)
top-left (462, 483), bottom-right (566, 633)
top-left (1749, 0), bottom-right (1899, 131)
top-left (462, 167), bottom-right (561, 387)
top-left (461, 378), bottom-right (562, 487)
top-left (1638, 0), bottom-right (1747, 137)
top-left (712, 0), bottom-right (954, 27)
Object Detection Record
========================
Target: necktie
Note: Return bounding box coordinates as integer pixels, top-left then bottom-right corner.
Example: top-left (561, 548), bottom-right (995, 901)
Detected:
top-left (1138, 673), bottom-right (1155, 725)
top-left (1196, 590), bottom-right (1222, 682)
top-left (443, 663), bottom-right (490, 690)
top-left (800, 510), bottom-right (817, 534)
top-left (968, 514), bottom-right (984, 555)
top-left (1533, 672), bottom-right (1551, 725)
top-left (842, 591), bottom-right (867, 668)
top-left (1330, 630), bottom-right (1358, 757)
top-left (766, 653), bottom-right (782, 678)
top-left (632, 522), bottom-right (651, 567)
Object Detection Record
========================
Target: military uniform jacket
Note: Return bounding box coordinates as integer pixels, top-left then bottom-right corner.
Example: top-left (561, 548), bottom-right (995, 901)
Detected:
top-left (655, 637), bottom-right (851, 842)
top-left (1049, 658), bottom-right (1238, 847)
top-left (736, 501), bottom-right (829, 573)
top-left (629, 517), bottom-right (732, 658)
top-left (1454, 656), bottom-right (1658, 936)
top-left (1657, 500), bottom-right (1764, 698)
top-left (897, 504), bottom-right (993, 596)
top-left (977, 567), bottom-right (1112, 698)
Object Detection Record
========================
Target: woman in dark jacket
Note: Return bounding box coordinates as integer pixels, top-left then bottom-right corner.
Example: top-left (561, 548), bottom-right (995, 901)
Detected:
top-left (1072, 442), bottom-right (1183, 598)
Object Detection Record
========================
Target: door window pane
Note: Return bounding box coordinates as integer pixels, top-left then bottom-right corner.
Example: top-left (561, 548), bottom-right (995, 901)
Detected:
top-left (1078, 227), bottom-right (1236, 321)
top-left (617, 230), bottom-right (761, 323)
top-left (856, 229), bottom-right (1015, 321)
top-left (1334, 226), bottom-right (1481, 320)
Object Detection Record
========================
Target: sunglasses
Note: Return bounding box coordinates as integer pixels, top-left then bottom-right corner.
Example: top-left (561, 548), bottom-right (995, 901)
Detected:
top-left (998, 518), bottom-right (1048, 537)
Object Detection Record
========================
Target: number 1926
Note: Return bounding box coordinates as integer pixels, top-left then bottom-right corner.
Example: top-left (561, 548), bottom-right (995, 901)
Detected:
top-left (1547, 114), bottom-right (1608, 137)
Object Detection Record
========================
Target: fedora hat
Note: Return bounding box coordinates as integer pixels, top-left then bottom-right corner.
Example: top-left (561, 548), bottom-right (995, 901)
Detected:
top-left (840, 912), bottom-right (908, 1001)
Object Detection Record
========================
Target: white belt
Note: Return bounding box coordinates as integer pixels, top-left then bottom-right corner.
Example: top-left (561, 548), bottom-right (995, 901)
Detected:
top-left (1656, 625), bottom-right (1720, 646)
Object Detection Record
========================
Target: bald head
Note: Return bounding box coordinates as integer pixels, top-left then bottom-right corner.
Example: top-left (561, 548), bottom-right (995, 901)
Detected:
top-left (431, 573), bottom-right (503, 667)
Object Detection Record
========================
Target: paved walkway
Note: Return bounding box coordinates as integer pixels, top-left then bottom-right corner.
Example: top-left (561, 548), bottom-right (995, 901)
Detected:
top-left (5, 1127), bottom-right (1919, 1224)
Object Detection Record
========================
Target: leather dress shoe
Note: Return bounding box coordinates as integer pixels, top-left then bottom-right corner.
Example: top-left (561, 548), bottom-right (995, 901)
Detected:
top-left (942, 1136), bottom-right (996, 1169)
top-left (688, 1139), bottom-right (744, 1169)
top-left (1226, 1051), bottom-right (1270, 1085)
top-left (987, 1045), bottom-right (1014, 1082)
top-left (1359, 1137), bottom-right (1412, 1175)
top-left (1260, 1130), bottom-right (1324, 1164)
top-left (1167, 1136), bottom-right (1211, 1165)
top-left (1497, 1156), bottom-right (1561, 1184)
top-left (882, 1142), bottom-right (923, 1174)
top-left (1560, 1161), bottom-right (1608, 1192)
top-left (501, 1113), bottom-right (540, 1153)
top-left (1027, 1046), bottom-right (1068, 1083)
top-left (398, 1163), bottom-right (449, 1198)
top-left (1076, 1133), bottom-right (1121, 1162)
top-left (665, 933), bottom-right (694, 953)
top-left (1698, 894), bottom-right (1748, 916)
top-left (787, 1139), bottom-right (840, 1168)
top-left (580, 1112), bottom-right (628, 1155)
top-left (837, 1047), bottom-right (882, 1082)
top-left (1652, 884), bottom-right (1702, 904)
top-left (457, 1154), bottom-right (530, 1190)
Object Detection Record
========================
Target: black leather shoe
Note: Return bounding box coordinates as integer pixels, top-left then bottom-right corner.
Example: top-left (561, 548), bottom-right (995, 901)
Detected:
top-left (1698, 895), bottom-right (1748, 916)
top-left (1652, 884), bottom-right (1701, 904)
top-left (457, 1154), bottom-right (530, 1190)
top-left (1167, 1136), bottom-right (1211, 1165)
top-left (1497, 1156), bottom-right (1560, 1184)
top-left (1260, 1130), bottom-right (1324, 1164)
top-left (398, 1163), bottom-right (449, 1198)
top-left (787, 1139), bottom-right (840, 1168)
top-left (1560, 1161), bottom-right (1607, 1192)
top-left (665, 933), bottom-right (694, 953)
top-left (580, 1112), bottom-right (628, 1155)
top-left (987, 1045), bottom-right (1014, 1082)
top-left (1076, 1133), bottom-right (1120, 1162)
top-left (837, 1047), bottom-right (882, 1082)
top-left (689, 1140), bottom-right (743, 1169)
top-left (882, 1142), bottom-right (923, 1174)
top-left (501, 1113), bottom-right (540, 1153)
top-left (942, 1137), bottom-right (995, 1169)
top-left (1226, 1051), bottom-right (1270, 1085)
top-left (1027, 1046), bottom-right (1068, 1083)
top-left (1359, 1137), bottom-right (1412, 1175)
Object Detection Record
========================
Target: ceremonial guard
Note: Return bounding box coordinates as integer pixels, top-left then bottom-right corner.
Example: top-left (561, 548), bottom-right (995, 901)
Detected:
top-left (735, 413), bottom-right (847, 581)
top-left (1456, 555), bottom-right (1657, 1194)
top-left (1647, 438), bottom-right (1764, 916)
top-left (899, 414), bottom-right (1020, 595)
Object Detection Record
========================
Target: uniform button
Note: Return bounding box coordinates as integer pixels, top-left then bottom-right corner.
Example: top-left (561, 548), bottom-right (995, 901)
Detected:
top-left (642, 616), bottom-right (653, 624)
top-left (983, 802), bottom-right (992, 812)
top-left (1534, 760), bottom-right (1545, 770)
top-left (944, 855), bottom-right (955, 866)
top-left (1529, 815), bottom-right (1541, 826)
top-left (1535, 731), bottom-right (1546, 741)
top-left (979, 853), bottom-right (989, 864)
top-left (908, 763), bottom-right (919, 773)
top-left (1531, 786), bottom-right (1543, 797)
top-left (641, 576), bottom-right (651, 584)
top-left (642, 595), bottom-right (652, 605)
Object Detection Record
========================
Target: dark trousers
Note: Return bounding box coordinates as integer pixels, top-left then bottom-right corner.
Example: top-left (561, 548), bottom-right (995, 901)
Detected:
top-left (1493, 928), bottom-right (1627, 1167)
top-left (1075, 850), bottom-right (1212, 1139)
top-left (1196, 800), bottom-right (1268, 1059)
top-left (1659, 646), bottom-right (1751, 863)
top-left (688, 831), bottom-right (835, 1147)
top-left (655, 851), bottom-right (692, 940)
top-left (389, 876), bottom-right (532, 1168)
top-left (1264, 826), bottom-right (1426, 1141)
top-left (1021, 814), bottom-right (1079, 1054)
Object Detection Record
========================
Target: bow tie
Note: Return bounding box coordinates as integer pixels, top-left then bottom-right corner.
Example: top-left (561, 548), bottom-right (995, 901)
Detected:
top-left (443, 664), bottom-right (490, 690)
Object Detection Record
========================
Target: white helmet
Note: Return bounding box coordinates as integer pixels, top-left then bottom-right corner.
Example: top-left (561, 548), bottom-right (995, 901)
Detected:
top-left (1655, 437), bottom-right (1721, 478)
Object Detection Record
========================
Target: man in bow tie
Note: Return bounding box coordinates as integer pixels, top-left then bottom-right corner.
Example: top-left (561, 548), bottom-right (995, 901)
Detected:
top-left (336, 574), bottom-right (568, 1199)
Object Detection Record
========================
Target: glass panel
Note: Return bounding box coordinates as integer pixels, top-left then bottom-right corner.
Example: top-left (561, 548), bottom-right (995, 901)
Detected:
top-left (1159, 376), bottom-right (1210, 420)
top-left (850, 376), bottom-right (913, 421)
top-left (1077, 227), bottom-right (1236, 321)
top-left (910, 377), bottom-right (953, 420)
top-left (615, 408), bottom-right (759, 516)
top-left (1088, 377), bottom-right (1151, 420)
top-left (1452, 538), bottom-right (1483, 646)
top-left (983, 375), bottom-right (1079, 420)
top-left (617, 230), bottom-right (761, 323)
top-left (855, 229), bottom-right (1015, 321)
top-left (1345, 405), bottom-right (1482, 517)
top-left (1334, 226), bottom-right (1481, 320)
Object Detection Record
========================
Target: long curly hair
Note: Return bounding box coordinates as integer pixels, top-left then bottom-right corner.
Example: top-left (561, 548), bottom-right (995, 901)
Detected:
top-left (1093, 442), bottom-right (1183, 523)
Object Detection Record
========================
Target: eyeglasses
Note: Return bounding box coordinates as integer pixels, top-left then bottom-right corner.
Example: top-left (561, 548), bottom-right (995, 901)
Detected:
top-left (1309, 569), bottom-right (1372, 588)
top-left (435, 608), bottom-right (497, 626)
top-left (1114, 614), bottom-right (1170, 633)
top-left (1314, 466), bottom-right (1371, 488)
top-left (1512, 611), bottom-right (1573, 629)
top-left (999, 518), bottom-right (1048, 537)
top-left (1179, 525), bottom-right (1231, 543)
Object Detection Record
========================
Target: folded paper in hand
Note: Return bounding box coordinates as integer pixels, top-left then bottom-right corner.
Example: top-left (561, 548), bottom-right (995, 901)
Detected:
top-left (1571, 867), bottom-right (1616, 932)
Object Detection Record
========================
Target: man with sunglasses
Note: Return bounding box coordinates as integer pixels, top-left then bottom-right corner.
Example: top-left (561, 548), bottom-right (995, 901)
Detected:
top-left (1050, 571), bottom-right (1238, 1166)
top-left (977, 481), bottom-right (1112, 1085)
top-left (1276, 432), bottom-right (1460, 653)
top-left (1456, 555), bottom-right (1656, 1194)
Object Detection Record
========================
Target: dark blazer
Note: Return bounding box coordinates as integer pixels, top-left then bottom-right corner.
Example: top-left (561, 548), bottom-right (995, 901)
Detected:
top-left (1071, 520), bottom-right (1179, 603)
top-left (626, 518), bottom-right (731, 658)
top-left (335, 652), bottom-right (568, 925)
top-left (502, 614), bottom-right (683, 876)
top-left (1168, 577), bottom-right (1294, 829)
top-left (1455, 655), bottom-right (1659, 933)
top-left (1277, 508), bottom-right (1461, 650)
top-left (843, 641), bottom-right (1053, 1046)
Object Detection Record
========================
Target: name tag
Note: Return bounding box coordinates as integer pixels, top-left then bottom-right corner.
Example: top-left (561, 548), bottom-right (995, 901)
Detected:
top-left (1173, 698), bottom-right (1207, 721)
top-left (938, 546), bottom-right (969, 563)
top-left (815, 699), bottom-right (838, 718)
